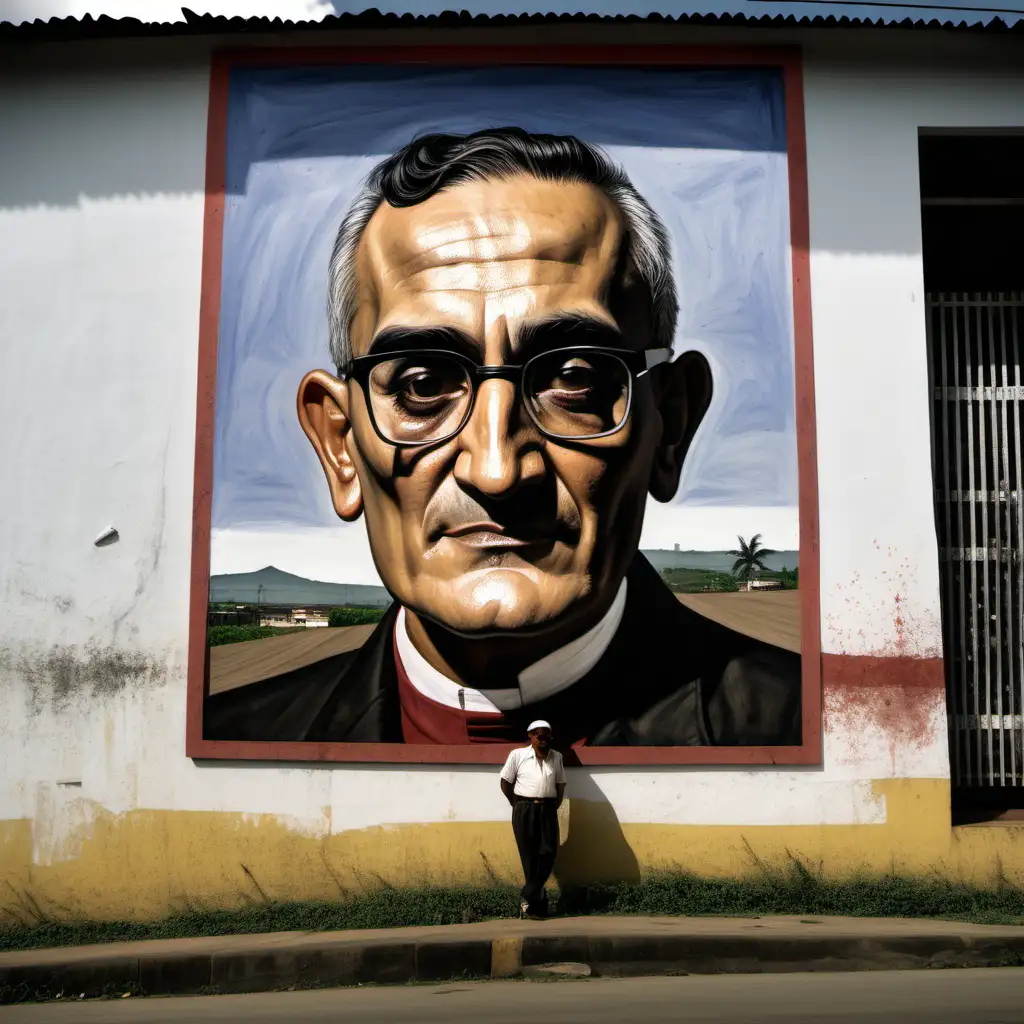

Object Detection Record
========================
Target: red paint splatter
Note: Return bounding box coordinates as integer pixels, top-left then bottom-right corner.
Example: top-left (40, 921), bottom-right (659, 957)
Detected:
top-left (893, 593), bottom-right (905, 655)
top-left (822, 655), bottom-right (945, 767)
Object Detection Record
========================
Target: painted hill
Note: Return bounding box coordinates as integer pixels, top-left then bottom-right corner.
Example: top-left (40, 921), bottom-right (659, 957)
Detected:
top-left (210, 550), bottom-right (799, 608)
top-left (209, 566), bottom-right (391, 608)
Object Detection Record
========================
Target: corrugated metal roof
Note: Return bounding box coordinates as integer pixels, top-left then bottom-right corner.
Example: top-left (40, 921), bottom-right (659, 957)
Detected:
top-left (3, 2), bottom-right (1024, 41)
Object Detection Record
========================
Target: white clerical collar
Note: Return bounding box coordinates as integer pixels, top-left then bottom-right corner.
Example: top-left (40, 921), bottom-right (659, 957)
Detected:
top-left (394, 579), bottom-right (628, 714)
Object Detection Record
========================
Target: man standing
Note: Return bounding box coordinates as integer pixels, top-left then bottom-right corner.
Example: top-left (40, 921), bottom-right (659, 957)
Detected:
top-left (500, 721), bottom-right (566, 919)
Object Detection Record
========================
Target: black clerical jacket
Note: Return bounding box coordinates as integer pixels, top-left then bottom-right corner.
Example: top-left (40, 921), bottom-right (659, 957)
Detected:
top-left (204, 555), bottom-right (801, 746)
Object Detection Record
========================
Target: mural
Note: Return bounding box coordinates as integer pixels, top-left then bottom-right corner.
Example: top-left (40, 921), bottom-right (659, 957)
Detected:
top-left (198, 63), bottom-right (806, 757)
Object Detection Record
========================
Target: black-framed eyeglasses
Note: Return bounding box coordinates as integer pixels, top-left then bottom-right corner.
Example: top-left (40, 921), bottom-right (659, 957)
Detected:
top-left (342, 345), bottom-right (672, 448)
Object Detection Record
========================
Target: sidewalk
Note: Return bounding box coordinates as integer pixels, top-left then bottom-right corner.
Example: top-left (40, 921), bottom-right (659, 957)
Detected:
top-left (3, 915), bottom-right (1024, 1002)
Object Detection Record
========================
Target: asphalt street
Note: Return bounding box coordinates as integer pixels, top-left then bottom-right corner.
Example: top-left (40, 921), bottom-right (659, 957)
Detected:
top-left (4, 969), bottom-right (1024, 1023)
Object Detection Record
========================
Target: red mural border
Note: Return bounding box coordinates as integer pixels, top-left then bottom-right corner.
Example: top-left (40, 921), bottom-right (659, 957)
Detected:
top-left (186, 44), bottom-right (821, 767)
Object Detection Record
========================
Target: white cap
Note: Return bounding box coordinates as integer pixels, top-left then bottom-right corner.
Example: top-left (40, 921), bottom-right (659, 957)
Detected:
top-left (527, 720), bottom-right (552, 734)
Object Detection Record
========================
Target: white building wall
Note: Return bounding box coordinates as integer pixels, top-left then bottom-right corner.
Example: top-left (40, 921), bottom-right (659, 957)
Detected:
top-left (2, 36), bottom-right (1022, 862)
top-left (804, 50), bottom-right (1024, 663)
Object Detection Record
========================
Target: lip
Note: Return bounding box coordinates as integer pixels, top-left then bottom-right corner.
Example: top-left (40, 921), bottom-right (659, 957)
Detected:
top-left (442, 522), bottom-right (543, 548)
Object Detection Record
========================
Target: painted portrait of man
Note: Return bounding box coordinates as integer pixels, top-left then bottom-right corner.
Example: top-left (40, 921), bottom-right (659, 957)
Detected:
top-left (204, 118), bottom-right (802, 748)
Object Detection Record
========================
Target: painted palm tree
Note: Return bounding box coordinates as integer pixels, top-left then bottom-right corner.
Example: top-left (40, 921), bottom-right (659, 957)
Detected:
top-left (727, 534), bottom-right (777, 582)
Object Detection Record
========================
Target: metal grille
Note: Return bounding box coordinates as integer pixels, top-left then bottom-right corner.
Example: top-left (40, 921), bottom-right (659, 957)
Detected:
top-left (928, 293), bottom-right (1024, 788)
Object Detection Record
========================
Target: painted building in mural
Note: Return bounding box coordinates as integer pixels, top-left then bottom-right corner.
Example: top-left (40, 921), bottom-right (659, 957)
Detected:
top-left (0, 2), bottom-right (1022, 920)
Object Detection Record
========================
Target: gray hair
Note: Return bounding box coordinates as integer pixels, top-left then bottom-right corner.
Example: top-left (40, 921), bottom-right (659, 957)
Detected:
top-left (327, 128), bottom-right (678, 374)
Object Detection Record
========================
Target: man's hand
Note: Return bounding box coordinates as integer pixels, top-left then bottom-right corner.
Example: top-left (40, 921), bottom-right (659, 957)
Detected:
top-left (555, 782), bottom-right (566, 810)
top-left (500, 779), bottom-right (516, 807)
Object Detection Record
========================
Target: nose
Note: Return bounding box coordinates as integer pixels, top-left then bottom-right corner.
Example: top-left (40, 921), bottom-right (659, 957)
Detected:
top-left (453, 378), bottom-right (544, 498)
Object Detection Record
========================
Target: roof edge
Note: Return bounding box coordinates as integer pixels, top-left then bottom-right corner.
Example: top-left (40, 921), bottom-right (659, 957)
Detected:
top-left (2, 7), bottom-right (1020, 44)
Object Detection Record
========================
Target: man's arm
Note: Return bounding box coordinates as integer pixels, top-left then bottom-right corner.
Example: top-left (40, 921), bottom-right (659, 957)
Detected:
top-left (554, 752), bottom-right (567, 808)
top-left (499, 751), bottom-right (518, 807)
top-left (500, 779), bottom-right (516, 806)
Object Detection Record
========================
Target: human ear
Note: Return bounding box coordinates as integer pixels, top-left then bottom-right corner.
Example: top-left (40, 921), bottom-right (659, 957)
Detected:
top-left (648, 351), bottom-right (713, 503)
top-left (297, 370), bottom-right (362, 521)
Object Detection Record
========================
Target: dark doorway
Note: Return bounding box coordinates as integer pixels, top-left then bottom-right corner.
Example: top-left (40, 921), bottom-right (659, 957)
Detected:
top-left (920, 132), bottom-right (1024, 819)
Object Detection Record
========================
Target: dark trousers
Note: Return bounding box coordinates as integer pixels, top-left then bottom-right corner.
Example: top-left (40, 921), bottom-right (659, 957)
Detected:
top-left (511, 796), bottom-right (559, 913)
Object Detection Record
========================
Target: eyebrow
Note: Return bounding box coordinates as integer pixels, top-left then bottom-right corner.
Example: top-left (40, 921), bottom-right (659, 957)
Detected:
top-left (515, 314), bottom-right (631, 361)
top-left (362, 315), bottom-right (632, 365)
top-left (365, 326), bottom-right (479, 359)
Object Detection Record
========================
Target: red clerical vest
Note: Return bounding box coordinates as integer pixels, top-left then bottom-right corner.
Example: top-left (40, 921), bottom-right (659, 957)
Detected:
top-left (393, 631), bottom-right (521, 744)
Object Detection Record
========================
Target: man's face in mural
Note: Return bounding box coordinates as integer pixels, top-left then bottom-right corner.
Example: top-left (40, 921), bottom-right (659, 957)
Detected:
top-left (299, 175), bottom-right (709, 639)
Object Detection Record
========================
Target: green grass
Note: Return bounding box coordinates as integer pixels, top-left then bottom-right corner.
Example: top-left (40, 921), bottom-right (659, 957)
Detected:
top-left (3, 868), bottom-right (1022, 953)
top-left (660, 568), bottom-right (740, 593)
top-left (207, 625), bottom-right (306, 647)
top-left (207, 608), bottom-right (387, 646)
top-left (660, 567), bottom-right (799, 593)
top-left (327, 606), bottom-right (388, 627)
top-left (556, 870), bottom-right (1024, 922)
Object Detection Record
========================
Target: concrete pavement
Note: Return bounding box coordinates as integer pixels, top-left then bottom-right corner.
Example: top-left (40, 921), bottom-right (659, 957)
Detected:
top-left (3, 915), bottom-right (1024, 1005)
top-left (6, 969), bottom-right (1024, 1023)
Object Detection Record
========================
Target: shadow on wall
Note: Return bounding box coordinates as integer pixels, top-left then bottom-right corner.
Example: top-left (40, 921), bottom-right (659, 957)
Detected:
top-left (4, 50), bottom-right (1000, 256)
top-left (0, 58), bottom-right (211, 212)
top-left (555, 765), bottom-right (640, 890)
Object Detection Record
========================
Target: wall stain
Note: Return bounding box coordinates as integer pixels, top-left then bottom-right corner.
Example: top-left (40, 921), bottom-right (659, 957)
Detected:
top-left (825, 684), bottom-right (944, 765)
top-left (822, 655), bottom-right (945, 771)
top-left (825, 545), bottom-right (942, 658)
top-left (111, 429), bottom-right (170, 636)
top-left (0, 643), bottom-right (168, 714)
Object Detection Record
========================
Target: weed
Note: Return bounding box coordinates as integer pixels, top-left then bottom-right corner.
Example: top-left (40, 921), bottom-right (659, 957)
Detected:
top-left (2, 865), bottom-right (1022, 954)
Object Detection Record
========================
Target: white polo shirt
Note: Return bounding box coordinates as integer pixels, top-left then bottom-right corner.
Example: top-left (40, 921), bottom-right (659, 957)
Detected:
top-left (500, 746), bottom-right (567, 798)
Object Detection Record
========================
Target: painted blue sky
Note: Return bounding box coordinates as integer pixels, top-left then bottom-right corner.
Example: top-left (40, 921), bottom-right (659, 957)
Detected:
top-left (212, 65), bottom-right (798, 531)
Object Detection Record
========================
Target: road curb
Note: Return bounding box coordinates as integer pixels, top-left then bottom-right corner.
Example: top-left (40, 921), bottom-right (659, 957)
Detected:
top-left (3, 929), bottom-right (1024, 1003)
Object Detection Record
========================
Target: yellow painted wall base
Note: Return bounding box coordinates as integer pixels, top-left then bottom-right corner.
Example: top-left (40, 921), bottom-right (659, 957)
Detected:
top-left (3, 779), bottom-right (1024, 923)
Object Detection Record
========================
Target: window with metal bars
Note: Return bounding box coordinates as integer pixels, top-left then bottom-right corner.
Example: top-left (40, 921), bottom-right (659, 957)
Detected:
top-left (921, 134), bottom-right (1024, 815)
top-left (927, 294), bottom-right (1024, 791)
